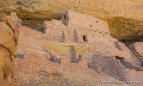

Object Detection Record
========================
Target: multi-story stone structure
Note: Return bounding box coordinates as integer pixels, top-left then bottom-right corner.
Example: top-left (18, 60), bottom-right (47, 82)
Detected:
top-left (13, 10), bottom-right (143, 86)
top-left (43, 10), bottom-right (131, 60)
top-left (44, 10), bottom-right (111, 44)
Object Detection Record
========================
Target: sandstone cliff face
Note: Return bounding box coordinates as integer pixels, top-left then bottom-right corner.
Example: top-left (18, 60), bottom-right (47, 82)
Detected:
top-left (0, 0), bottom-right (143, 41)
top-left (1, 0), bottom-right (143, 20)
top-left (0, 13), bottom-right (19, 86)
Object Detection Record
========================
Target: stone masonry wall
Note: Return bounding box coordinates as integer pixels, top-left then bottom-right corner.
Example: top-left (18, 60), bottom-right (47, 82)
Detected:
top-left (14, 54), bottom-right (57, 86)
top-left (43, 11), bottom-right (132, 59)
top-left (89, 55), bottom-right (143, 86)
top-left (44, 10), bottom-right (112, 44)
top-left (61, 10), bottom-right (110, 34)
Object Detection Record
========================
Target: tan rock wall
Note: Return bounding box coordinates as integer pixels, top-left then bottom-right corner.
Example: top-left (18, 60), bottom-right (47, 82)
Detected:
top-left (1, 0), bottom-right (143, 41)
top-left (0, 13), bottom-right (19, 86)
top-left (131, 42), bottom-right (143, 57)
top-left (0, 0), bottom-right (143, 20)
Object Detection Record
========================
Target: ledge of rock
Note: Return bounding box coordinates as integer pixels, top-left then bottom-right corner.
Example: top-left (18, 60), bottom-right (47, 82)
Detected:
top-left (0, 0), bottom-right (143, 20)
top-left (1, 0), bottom-right (143, 41)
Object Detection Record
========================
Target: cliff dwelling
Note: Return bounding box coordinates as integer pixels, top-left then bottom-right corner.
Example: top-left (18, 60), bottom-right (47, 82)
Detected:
top-left (0, 10), bottom-right (143, 86)
top-left (43, 10), bottom-right (110, 44)
top-left (1, 0), bottom-right (143, 86)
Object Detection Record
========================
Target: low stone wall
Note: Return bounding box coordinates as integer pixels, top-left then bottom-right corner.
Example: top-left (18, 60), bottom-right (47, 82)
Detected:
top-left (14, 54), bottom-right (57, 86)
top-left (14, 53), bottom-right (88, 86)
top-left (89, 55), bottom-right (143, 86)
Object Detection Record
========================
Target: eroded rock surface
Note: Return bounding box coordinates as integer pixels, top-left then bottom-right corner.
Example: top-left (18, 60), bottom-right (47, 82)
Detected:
top-left (131, 42), bottom-right (143, 57)
top-left (0, 13), bottom-right (19, 86)
top-left (0, 0), bottom-right (143, 20)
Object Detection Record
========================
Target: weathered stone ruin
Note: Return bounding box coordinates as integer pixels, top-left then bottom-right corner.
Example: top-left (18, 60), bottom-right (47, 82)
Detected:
top-left (89, 55), bottom-right (143, 86)
top-left (44, 10), bottom-right (110, 43)
top-left (0, 10), bottom-right (143, 86)
top-left (43, 10), bottom-right (131, 60)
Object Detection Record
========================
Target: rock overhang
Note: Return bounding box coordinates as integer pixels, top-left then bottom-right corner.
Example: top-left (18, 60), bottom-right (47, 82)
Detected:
top-left (1, 0), bottom-right (143, 42)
